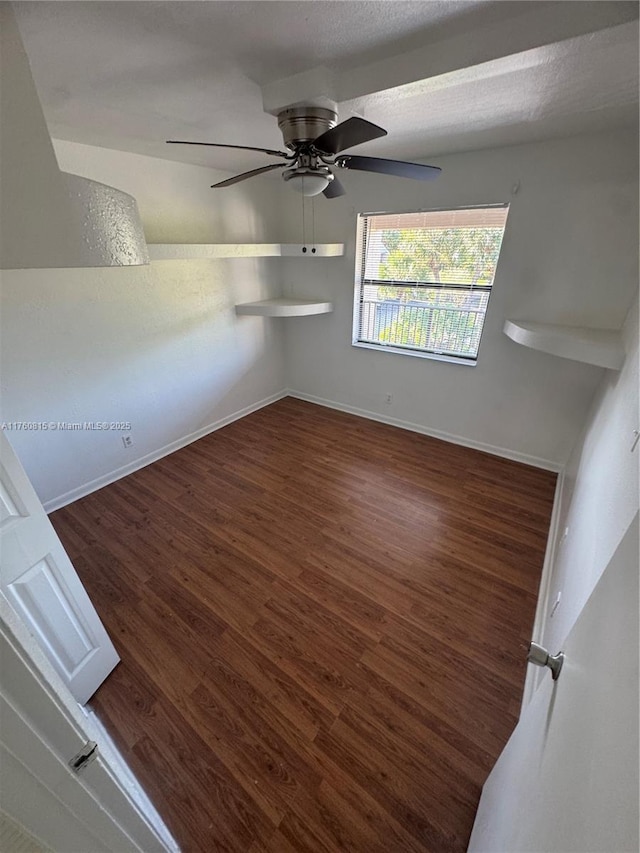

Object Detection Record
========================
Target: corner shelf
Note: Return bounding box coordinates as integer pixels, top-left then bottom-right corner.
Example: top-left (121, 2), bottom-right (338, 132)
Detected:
top-left (504, 320), bottom-right (624, 370)
top-left (148, 243), bottom-right (344, 260)
top-left (235, 298), bottom-right (333, 317)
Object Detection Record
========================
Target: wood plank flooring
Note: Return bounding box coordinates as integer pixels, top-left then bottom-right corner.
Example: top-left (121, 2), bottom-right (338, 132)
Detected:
top-left (50, 397), bottom-right (557, 852)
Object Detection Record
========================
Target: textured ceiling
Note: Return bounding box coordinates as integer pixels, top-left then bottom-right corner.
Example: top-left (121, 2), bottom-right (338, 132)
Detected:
top-left (13, 1), bottom-right (640, 178)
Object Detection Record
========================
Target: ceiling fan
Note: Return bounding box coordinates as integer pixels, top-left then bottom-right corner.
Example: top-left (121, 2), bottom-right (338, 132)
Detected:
top-left (167, 106), bottom-right (441, 198)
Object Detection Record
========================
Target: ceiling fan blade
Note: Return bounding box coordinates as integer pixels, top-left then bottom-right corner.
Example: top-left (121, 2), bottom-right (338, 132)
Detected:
top-left (313, 117), bottom-right (387, 155)
top-left (323, 177), bottom-right (346, 199)
top-left (211, 163), bottom-right (286, 188)
top-left (167, 140), bottom-right (290, 158)
top-left (337, 155), bottom-right (441, 180)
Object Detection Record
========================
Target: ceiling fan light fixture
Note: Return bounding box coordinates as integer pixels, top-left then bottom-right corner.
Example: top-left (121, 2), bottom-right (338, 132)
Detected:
top-left (171, 105), bottom-right (441, 199)
top-left (283, 167), bottom-right (332, 197)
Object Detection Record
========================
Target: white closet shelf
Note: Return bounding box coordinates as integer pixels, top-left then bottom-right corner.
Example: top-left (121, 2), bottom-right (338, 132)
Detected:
top-left (235, 298), bottom-right (333, 317)
top-left (148, 243), bottom-right (344, 260)
top-left (503, 320), bottom-right (624, 370)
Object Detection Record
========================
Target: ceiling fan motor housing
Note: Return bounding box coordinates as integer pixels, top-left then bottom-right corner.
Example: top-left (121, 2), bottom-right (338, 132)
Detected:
top-left (277, 107), bottom-right (337, 150)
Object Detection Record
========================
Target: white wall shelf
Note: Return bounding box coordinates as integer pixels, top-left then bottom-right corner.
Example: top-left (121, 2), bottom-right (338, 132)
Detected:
top-left (235, 298), bottom-right (333, 317)
top-left (147, 243), bottom-right (341, 318)
top-left (148, 243), bottom-right (344, 260)
top-left (504, 320), bottom-right (624, 370)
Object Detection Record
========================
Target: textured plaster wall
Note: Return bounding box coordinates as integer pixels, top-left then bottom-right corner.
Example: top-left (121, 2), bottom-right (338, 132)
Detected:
top-left (0, 142), bottom-right (286, 507)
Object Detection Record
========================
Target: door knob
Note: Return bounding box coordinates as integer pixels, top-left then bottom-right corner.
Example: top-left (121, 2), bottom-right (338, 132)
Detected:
top-left (527, 641), bottom-right (565, 681)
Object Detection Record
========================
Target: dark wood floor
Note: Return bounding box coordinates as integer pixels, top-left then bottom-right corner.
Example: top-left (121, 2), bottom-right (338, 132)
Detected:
top-left (50, 397), bottom-right (556, 852)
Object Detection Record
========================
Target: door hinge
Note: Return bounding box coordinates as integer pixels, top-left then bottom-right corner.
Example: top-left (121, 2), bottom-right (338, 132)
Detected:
top-left (69, 740), bottom-right (98, 774)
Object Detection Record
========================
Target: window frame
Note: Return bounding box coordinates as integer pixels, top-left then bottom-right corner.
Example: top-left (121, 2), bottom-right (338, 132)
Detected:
top-left (352, 203), bottom-right (509, 367)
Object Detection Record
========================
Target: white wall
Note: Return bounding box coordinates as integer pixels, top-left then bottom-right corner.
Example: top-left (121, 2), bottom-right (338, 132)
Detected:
top-left (282, 130), bottom-right (638, 468)
top-left (0, 142), bottom-right (287, 508)
top-left (2, 130), bottom-right (637, 506)
top-left (540, 292), bottom-right (639, 654)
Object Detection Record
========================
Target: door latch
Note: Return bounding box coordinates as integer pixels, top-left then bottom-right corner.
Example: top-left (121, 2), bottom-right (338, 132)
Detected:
top-left (69, 740), bottom-right (98, 774)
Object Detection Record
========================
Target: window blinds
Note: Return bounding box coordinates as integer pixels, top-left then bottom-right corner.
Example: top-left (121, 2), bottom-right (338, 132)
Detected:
top-left (356, 205), bottom-right (509, 361)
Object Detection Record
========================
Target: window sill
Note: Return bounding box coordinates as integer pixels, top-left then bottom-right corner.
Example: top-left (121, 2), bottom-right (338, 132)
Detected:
top-left (352, 340), bottom-right (477, 366)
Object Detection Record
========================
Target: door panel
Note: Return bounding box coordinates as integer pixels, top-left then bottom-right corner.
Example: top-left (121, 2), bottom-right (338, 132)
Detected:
top-left (0, 467), bottom-right (24, 523)
top-left (0, 433), bottom-right (118, 703)
top-left (6, 554), bottom-right (101, 678)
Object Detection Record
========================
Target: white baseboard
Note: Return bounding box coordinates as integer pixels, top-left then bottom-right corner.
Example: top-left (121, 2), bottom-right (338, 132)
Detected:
top-left (45, 388), bottom-right (561, 514)
top-left (44, 390), bottom-right (287, 513)
top-left (286, 389), bottom-right (562, 472)
top-left (520, 469), bottom-right (565, 713)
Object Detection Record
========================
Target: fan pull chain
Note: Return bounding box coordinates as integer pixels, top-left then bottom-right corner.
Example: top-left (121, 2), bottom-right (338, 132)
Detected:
top-left (311, 197), bottom-right (316, 253)
top-left (301, 189), bottom-right (306, 252)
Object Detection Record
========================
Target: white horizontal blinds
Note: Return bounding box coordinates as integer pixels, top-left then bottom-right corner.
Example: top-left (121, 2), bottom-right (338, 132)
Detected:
top-left (357, 205), bottom-right (509, 360)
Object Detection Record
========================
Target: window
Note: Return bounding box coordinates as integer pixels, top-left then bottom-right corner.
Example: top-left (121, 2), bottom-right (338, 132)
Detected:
top-left (353, 204), bottom-right (510, 364)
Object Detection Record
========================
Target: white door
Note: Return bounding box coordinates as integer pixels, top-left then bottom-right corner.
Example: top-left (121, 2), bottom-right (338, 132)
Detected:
top-left (0, 431), bottom-right (118, 703)
top-left (1, 596), bottom-right (176, 852)
top-left (468, 512), bottom-right (639, 852)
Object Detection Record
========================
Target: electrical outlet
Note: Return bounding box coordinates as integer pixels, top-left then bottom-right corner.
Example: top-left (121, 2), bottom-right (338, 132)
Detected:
top-left (385, 393), bottom-right (393, 404)
top-left (122, 435), bottom-right (133, 449)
